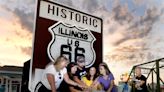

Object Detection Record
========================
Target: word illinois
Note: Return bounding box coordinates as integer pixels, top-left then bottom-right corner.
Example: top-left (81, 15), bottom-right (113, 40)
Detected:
top-left (58, 27), bottom-right (88, 40)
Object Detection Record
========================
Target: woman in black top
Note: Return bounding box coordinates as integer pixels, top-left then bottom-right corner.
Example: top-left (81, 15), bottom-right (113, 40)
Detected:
top-left (59, 62), bottom-right (82, 92)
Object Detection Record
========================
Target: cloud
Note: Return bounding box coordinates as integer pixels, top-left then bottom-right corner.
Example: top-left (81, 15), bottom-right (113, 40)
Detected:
top-left (112, 4), bottom-right (134, 25)
top-left (19, 46), bottom-right (32, 55)
top-left (133, 0), bottom-right (145, 5)
top-left (56, 0), bottom-right (73, 7)
top-left (0, 15), bottom-right (32, 66)
top-left (82, 0), bottom-right (164, 83)
top-left (13, 8), bottom-right (34, 32)
top-left (109, 1), bottom-right (162, 47)
top-left (0, 0), bottom-right (34, 66)
top-left (0, 0), bottom-right (35, 32)
top-left (0, 0), bottom-right (164, 83)
top-left (128, 7), bottom-right (161, 37)
top-left (81, 0), bottom-right (100, 13)
top-left (68, 0), bottom-right (164, 63)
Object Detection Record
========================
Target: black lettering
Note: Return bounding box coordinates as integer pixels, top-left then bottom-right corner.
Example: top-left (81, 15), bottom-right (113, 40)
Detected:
top-left (84, 34), bottom-right (88, 40)
top-left (60, 45), bottom-right (72, 61)
top-left (89, 17), bottom-right (92, 25)
top-left (65, 29), bottom-right (69, 35)
top-left (48, 4), bottom-right (55, 15)
top-left (75, 47), bottom-right (85, 62)
top-left (78, 32), bottom-right (82, 39)
top-left (59, 27), bottom-right (64, 34)
top-left (83, 16), bottom-right (88, 25)
top-left (56, 7), bottom-right (59, 16)
top-left (59, 28), bottom-right (88, 40)
top-left (93, 19), bottom-right (98, 27)
top-left (75, 41), bottom-right (79, 47)
top-left (67, 39), bottom-right (72, 45)
top-left (75, 13), bottom-right (81, 22)
top-left (69, 11), bottom-right (74, 20)
top-left (71, 31), bottom-right (78, 38)
top-left (61, 9), bottom-right (67, 18)
top-left (59, 27), bottom-right (61, 34)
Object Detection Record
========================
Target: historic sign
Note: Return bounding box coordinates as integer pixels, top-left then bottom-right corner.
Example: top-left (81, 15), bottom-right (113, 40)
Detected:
top-left (29, 0), bottom-right (103, 91)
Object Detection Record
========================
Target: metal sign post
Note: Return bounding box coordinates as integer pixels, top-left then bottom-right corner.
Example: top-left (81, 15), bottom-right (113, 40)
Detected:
top-left (156, 60), bottom-right (160, 92)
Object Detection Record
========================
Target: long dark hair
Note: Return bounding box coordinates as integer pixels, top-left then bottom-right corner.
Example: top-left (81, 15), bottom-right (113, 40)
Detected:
top-left (67, 62), bottom-right (77, 78)
top-left (86, 67), bottom-right (97, 81)
top-left (99, 62), bottom-right (111, 75)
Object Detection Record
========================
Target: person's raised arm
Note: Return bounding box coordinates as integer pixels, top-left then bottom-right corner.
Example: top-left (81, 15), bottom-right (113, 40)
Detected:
top-left (73, 76), bottom-right (88, 87)
top-left (91, 77), bottom-right (100, 90)
top-left (63, 73), bottom-right (79, 87)
top-left (47, 74), bottom-right (56, 92)
top-left (138, 77), bottom-right (146, 88)
top-left (135, 75), bottom-right (147, 89)
top-left (107, 74), bottom-right (115, 92)
top-left (64, 73), bottom-right (84, 92)
top-left (140, 80), bottom-right (145, 86)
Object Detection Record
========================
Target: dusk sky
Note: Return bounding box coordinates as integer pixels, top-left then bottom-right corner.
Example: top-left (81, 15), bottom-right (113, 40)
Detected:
top-left (0, 0), bottom-right (164, 83)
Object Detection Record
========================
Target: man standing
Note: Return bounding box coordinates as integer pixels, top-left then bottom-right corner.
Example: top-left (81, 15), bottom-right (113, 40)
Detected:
top-left (134, 67), bottom-right (148, 92)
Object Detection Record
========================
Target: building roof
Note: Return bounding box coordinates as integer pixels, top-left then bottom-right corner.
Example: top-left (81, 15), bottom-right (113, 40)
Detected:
top-left (0, 66), bottom-right (23, 79)
top-left (0, 65), bottom-right (22, 72)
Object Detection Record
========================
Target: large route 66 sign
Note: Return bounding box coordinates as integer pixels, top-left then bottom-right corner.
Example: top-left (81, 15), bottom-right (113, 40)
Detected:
top-left (28, 0), bottom-right (102, 91)
top-left (48, 22), bottom-right (96, 67)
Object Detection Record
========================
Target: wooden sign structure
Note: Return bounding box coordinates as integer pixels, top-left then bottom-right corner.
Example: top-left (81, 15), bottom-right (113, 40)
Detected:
top-left (29, 0), bottom-right (103, 91)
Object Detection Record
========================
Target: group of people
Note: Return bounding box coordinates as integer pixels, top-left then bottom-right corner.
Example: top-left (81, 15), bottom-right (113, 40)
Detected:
top-left (34, 55), bottom-right (148, 92)
top-left (34, 55), bottom-right (117, 92)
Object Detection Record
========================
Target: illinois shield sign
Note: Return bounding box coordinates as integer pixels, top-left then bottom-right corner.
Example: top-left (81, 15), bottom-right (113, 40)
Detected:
top-left (29, 0), bottom-right (103, 91)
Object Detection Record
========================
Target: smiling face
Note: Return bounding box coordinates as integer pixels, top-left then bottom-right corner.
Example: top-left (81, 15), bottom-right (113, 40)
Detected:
top-left (76, 56), bottom-right (85, 68)
top-left (71, 65), bottom-right (77, 74)
top-left (99, 65), bottom-right (106, 75)
top-left (89, 67), bottom-right (96, 76)
top-left (77, 61), bottom-right (85, 68)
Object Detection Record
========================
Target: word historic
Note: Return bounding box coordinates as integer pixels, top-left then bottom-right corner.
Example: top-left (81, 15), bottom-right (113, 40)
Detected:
top-left (47, 4), bottom-right (98, 28)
